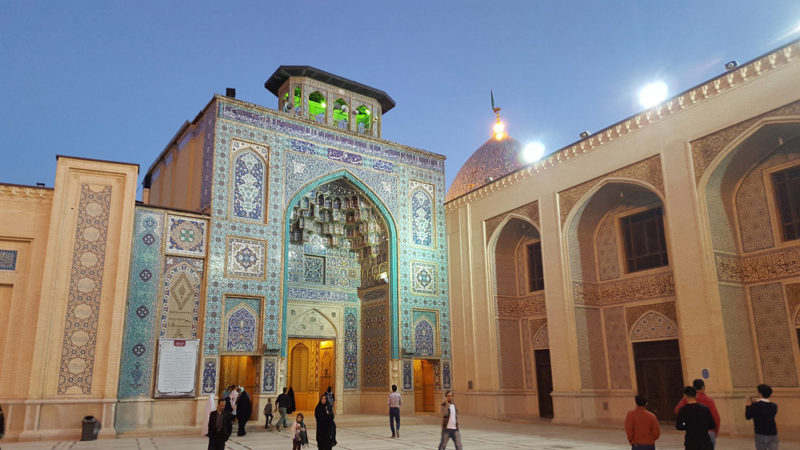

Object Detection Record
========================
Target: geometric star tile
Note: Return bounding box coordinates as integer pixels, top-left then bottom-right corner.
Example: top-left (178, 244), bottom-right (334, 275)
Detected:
top-left (411, 260), bottom-right (437, 296)
top-left (165, 214), bottom-right (207, 257)
top-left (226, 237), bottom-right (266, 279)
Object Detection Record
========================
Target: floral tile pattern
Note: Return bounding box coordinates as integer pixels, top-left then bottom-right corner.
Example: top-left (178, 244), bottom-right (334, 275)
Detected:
top-left (226, 237), bottom-right (266, 279)
top-left (166, 215), bottom-right (206, 257)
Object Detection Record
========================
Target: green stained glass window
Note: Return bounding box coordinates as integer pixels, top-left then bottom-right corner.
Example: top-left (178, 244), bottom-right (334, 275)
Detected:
top-left (309, 91), bottom-right (326, 123)
top-left (333, 98), bottom-right (349, 129)
top-left (356, 105), bottom-right (371, 134)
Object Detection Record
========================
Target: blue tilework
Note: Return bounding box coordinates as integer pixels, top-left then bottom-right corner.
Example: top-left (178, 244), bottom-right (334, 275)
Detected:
top-left (410, 183), bottom-right (434, 247)
top-left (411, 261), bottom-right (437, 296)
top-left (344, 306), bottom-right (359, 390)
top-left (206, 99), bottom-right (452, 375)
top-left (226, 306), bottom-right (257, 352)
top-left (262, 357), bottom-right (276, 393)
top-left (0, 249), bottom-right (17, 270)
top-left (202, 358), bottom-right (217, 394)
top-left (118, 208), bottom-right (164, 398)
top-left (442, 360), bottom-right (452, 389)
top-left (304, 255), bottom-right (325, 283)
top-left (402, 360), bottom-right (413, 391)
top-left (166, 215), bottom-right (206, 257)
top-left (200, 113), bottom-right (216, 211)
top-left (232, 150), bottom-right (265, 220)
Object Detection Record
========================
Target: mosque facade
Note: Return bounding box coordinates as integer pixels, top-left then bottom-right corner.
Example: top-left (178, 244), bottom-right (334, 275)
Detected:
top-left (445, 40), bottom-right (800, 434)
top-left (0, 67), bottom-right (450, 438)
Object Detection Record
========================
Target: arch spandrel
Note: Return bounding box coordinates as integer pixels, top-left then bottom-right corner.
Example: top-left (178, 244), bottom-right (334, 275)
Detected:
top-left (287, 308), bottom-right (337, 339)
top-left (630, 310), bottom-right (678, 341)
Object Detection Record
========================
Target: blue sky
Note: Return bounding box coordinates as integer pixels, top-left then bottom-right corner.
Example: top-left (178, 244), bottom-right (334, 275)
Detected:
top-left (1, 1), bottom-right (799, 197)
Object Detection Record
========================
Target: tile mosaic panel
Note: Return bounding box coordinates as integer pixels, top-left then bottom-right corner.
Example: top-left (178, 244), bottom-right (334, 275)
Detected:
top-left (58, 184), bottom-right (112, 395)
top-left (119, 208), bottom-right (164, 399)
top-left (226, 237), bottom-right (266, 279)
top-left (161, 257), bottom-right (204, 338)
top-left (433, 359), bottom-right (441, 390)
top-left (231, 149), bottom-right (266, 221)
top-left (0, 249), bottom-right (17, 270)
top-left (362, 302), bottom-right (389, 389)
top-left (304, 255), bottom-right (325, 284)
top-left (208, 99), bottom-right (451, 363)
top-left (402, 359), bottom-right (413, 391)
top-left (199, 113), bottom-right (216, 211)
top-left (750, 283), bottom-right (798, 387)
top-left (166, 215), bottom-right (206, 257)
top-left (442, 360), bottom-right (452, 390)
top-left (410, 181), bottom-right (434, 247)
top-left (344, 306), bottom-right (359, 390)
top-left (226, 306), bottom-right (258, 352)
top-left (202, 358), bottom-right (217, 394)
top-left (411, 261), bottom-right (437, 296)
top-left (736, 165), bottom-right (774, 252)
top-left (262, 357), bottom-right (276, 393)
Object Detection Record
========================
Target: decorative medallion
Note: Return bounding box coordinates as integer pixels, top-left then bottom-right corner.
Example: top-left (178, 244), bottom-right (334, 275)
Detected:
top-left (165, 215), bottom-right (206, 257)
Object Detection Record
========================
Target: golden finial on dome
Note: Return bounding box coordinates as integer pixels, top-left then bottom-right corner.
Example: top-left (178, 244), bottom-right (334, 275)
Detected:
top-left (491, 90), bottom-right (505, 140)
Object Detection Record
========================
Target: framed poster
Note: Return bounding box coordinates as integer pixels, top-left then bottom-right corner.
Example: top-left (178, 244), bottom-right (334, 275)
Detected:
top-left (155, 338), bottom-right (199, 397)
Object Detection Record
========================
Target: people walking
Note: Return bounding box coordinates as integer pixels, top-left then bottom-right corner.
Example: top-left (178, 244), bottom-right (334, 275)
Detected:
top-left (674, 380), bottom-right (720, 448)
top-left (325, 386), bottom-right (335, 412)
top-left (438, 391), bottom-right (462, 450)
top-left (207, 398), bottom-right (233, 450)
top-left (624, 395), bottom-right (660, 450)
top-left (746, 384), bottom-right (779, 450)
top-left (288, 387), bottom-right (296, 414)
top-left (388, 384), bottom-right (402, 438)
top-left (676, 386), bottom-right (716, 450)
top-left (290, 413), bottom-right (309, 450)
top-left (202, 393), bottom-right (216, 437)
top-left (264, 397), bottom-right (274, 429)
top-left (314, 394), bottom-right (335, 450)
top-left (235, 385), bottom-right (252, 436)
top-left (276, 387), bottom-right (290, 431)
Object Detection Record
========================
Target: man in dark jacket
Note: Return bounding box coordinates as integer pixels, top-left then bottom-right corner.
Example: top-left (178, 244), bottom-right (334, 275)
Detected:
top-left (746, 384), bottom-right (778, 450)
top-left (276, 387), bottom-right (290, 431)
top-left (208, 399), bottom-right (233, 450)
top-left (438, 391), bottom-right (462, 450)
top-left (676, 386), bottom-right (716, 450)
top-left (235, 386), bottom-right (252, 436)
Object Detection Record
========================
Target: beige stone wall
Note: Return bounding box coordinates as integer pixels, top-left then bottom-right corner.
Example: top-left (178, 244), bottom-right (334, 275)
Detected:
top-left (1, 157), bottom-right (138, 440)
top-left (148, 109), bottom-right (210, 212)
top-left (444, 41), bottom-right (800, 432)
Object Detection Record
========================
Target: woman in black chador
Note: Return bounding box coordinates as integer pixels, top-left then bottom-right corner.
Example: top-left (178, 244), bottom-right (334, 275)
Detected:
top-left (314, 394), bottom-right (335, 450)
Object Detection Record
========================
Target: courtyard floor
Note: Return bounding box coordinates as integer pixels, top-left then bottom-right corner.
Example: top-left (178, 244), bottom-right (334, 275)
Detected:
top-left (1, 412), bottom-right (793, 449)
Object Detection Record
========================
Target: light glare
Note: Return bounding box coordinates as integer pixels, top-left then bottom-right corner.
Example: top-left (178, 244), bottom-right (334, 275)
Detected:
top-left (493, 121), bottom-right (506, 140)
top-left (523, 142), bottom-right (545, 163)
top-left (639, 82), bottom-right (668, 108)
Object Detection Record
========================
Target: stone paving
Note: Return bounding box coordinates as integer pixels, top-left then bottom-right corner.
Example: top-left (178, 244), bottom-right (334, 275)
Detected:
top-left (1, 413), bottom-right (792, 449)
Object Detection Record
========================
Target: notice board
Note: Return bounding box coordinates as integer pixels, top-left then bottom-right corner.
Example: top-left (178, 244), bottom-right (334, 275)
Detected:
top-left (155, 338), bottom-right (199, 397)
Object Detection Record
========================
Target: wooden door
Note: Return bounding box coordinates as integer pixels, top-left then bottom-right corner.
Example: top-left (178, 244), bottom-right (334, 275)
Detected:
top-left (219, 355), bottom-right (260, 421)
top-left (634, 340), bottom-right (683, 422)
top-left (413, 359), bottom-right (424, 412)
top-left (422, 360), bottom-right (435, 412)
top-left (534, 349), bottom-right (554, 418)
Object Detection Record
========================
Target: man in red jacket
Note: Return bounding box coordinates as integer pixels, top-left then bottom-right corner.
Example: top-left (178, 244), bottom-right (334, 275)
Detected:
top-left (674, 380), bottom-right (720, 447)
top-left (625, 395), bottom-right (661, 450)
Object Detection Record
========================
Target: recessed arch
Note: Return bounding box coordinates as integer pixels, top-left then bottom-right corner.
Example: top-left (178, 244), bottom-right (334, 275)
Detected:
top-left (282, 170), bottom-right (399, 358)
top-left (224, 303), bottom-right (259, 352)
top-left (230, 148), bottom-right (267, 221)
top-left (630, 310), bottom-right (678, 341)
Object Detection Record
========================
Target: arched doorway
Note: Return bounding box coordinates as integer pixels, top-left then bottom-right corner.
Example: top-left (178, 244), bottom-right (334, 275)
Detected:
top-left (282, 171), bottom-right (399, 409)
top-left (489, 216), bottom-right (551, 418)
top-left (565, 180), bottom-right (681, 421)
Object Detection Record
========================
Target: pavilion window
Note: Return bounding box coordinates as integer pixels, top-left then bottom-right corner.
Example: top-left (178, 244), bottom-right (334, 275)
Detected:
top-left (356, 105), bottom-right (371, 134)
top-left (309, 91), bottom-right (326, 123)
top-left (772, 165), bottom-right (800, 241)
top-left (620, 207), bottom-right (669, 273)
top-left (527, 241), bottom-right (544, 292)
top-left (333, 98), bottom-right (349, 129)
